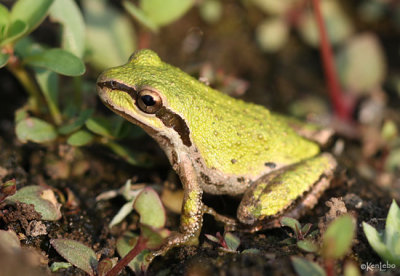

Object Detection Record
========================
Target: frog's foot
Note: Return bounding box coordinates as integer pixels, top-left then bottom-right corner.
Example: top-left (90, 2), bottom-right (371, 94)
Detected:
top-left (237, 153), bottom-right (337, 227)
top-left (203, 205), bottom-right (238, 231)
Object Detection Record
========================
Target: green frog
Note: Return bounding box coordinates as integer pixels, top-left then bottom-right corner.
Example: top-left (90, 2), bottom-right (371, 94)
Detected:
top-left (97, 49), bottom-right (337, 259)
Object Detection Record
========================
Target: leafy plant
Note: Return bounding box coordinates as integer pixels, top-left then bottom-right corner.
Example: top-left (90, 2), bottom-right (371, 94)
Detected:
top-left (205, 232), bottom-right (241, 252)
top-left (363, 200), bottom-right (400, 266)
top-left (290, 214), bottom-right (357, 276)
top-left (280, 216), bottom-right (318, 253)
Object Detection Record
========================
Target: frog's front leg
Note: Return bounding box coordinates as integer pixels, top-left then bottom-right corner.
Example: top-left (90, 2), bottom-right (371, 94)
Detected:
top-left (237, 153), bottom-right (337, 229)
top-left (149, 154), bottom-right (204, 261)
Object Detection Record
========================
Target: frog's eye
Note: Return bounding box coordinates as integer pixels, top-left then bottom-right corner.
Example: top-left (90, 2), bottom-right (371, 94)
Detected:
top-left (137, 89), bottom-right (163, 114)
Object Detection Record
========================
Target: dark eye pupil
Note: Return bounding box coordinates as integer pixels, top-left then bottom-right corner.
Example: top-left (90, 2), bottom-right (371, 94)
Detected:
top-left (141, 95), bottom-right (156, 106)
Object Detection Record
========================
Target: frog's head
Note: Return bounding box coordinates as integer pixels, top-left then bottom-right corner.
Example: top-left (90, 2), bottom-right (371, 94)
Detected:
top-left (96, 49), bottom-right (194, 147)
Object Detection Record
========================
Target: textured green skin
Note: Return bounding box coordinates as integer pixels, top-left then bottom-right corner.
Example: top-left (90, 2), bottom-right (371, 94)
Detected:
top-left (100, 50), bottom-right (320, 178)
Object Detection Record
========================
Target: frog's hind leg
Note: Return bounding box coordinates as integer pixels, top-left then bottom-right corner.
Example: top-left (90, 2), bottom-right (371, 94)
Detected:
top-left (237, 153), bottom-right (337, 230)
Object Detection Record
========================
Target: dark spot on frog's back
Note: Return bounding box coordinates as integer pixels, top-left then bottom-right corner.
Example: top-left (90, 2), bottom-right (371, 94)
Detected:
top-left (155, 107), bottom-right (192, 147)
top-left (264, 162), bottom-right (276, 169)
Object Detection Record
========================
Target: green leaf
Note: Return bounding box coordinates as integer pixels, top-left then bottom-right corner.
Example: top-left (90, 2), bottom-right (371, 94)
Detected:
top-left (67, 130), bottom-right (94, 147)
top-left (140, 0), bottom-right (194, 27)
top-left (85, 116), bottom-right (114, 138)
top-left (24, 49), bottom-right (85, 76)
top-left (16, 117), bottom-right (57, 143)
top-left (297, 239), bottom-right (318, 253)
top-left (134, 187), bottom-right (166, 228)
top-left (83, 0), bottom-right (136, 70)
top-left (106, 142), bottom-right (154, 167)
top-left (280, 217), bottom-right (302, 236)
top-left (1, 20), bottom-right (27, 46)
top-left (34, 69), bottom-right (61, 125)
top-left (224, 232), bottom-right (240, 251)
top-left (336, 34), bottom-right (386, 95)
top-left (109, 200), bottom-right (135, 228)
top-left (0, 52), bottom-right (9, 68)
top-left (49, 0), bottom-right (85, 58)
top-left (385, 200), bottom-right (400, 250)
top-left (6, 185), bottom-right (62, 220)
top-left (363, 222), bottom-right (396, 264)
top-left (291, 257), bottom-right (326, 276)
top-left (59, 109), bottom-right (93, 135)
top-left (0, 4), bottom-right (9, 33)
top-left (322, 214), bottom-right (355, 259)
top-left (51, 239), bottom-right (97, 276)
top-left (10, 0), bottom-right (54, 38)
top-left (122, 0), bottom-right (158, 32)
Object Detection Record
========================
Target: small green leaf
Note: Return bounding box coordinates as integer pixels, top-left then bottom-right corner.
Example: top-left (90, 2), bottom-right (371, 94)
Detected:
top-left (0, 4), bottom-right (10, 34)
top-left (105, 141), bottom-right (154, 167)
top-left (116, 231), bottom-right (151, 273)
top-left (291, 257), bottom-right (326, 276)
top-left (363, 222), bottom-right (395, 264)
top-left (6, 185), bottom-right (62, 220)
top-left (322, 214), bottom-right (355, 259)
top-left (224, 232), bottom-right (240, 251)
top-left (280, 217), bottom-right (302, 235)
top-left (0, 52), bottom-right (9, 68)
top-left (85, 116), bottom-right (114, 138)
top-left (10, 0), bottom-right (54, 38)
top-left (83, 0), bottom-right (136, 70)
top-left (51, 239), bottom-right (97, 276)
top-left (34, 69), bottom-right (61, 125)
top-left (24, 49), bottom-right (85, 76)
top-left (1, 20), bottom-right (27, 46)
top-left (297, 239), bottom-right (318, 253)
top-left (16, 117), bottom-right (57, 143)
top-left (67, 130), bottom-right (94, 146)
top-left (49, 0), bottom-right (85, 58)
top-left (385, 200), bottom-right (400, 249)
top-left (109, 200), bottom-right (135, 228)
top-left (134, 187), bottom-right (166, 228)
top-left (122, 0), bottom-right (158, 32)
top-left (140, 0), bottom-right (194, 27)
top-left (59, 109), bottom-right (93, 135)
top-left (205, 234), bottom-right (220, 244)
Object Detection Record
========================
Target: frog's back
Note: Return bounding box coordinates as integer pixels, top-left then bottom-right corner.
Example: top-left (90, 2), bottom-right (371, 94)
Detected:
top-left (149, 61), bottom-right (320, 180)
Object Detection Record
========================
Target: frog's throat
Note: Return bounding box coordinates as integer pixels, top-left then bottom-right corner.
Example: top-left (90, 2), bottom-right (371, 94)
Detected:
top-left (97, 81), bottom-right (192, 147)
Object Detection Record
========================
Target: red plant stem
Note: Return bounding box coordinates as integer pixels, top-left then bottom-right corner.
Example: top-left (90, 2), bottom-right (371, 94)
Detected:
top-left (311, 0), bottom-right (351, 120)
top-left (324, 258), bottom-right (335, 276)
top-left (105, 236), bottom-right (148, 276)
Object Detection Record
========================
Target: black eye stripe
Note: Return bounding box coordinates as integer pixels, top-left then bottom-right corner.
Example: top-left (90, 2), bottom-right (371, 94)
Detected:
top-left (98, 81), bottom-right (137, 100)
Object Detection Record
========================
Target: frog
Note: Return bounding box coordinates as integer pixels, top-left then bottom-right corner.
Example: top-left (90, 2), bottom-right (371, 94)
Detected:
top-left (96, 49), bottom-right (337, 260)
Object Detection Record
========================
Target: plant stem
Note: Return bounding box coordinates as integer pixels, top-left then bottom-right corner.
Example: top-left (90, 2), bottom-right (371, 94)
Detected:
top-left (7, 64), bottom-right (43, 114)
top-left (311, 0), bottom-right (352, 120)
top-left (105, 236), bottom-right (148, 276)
